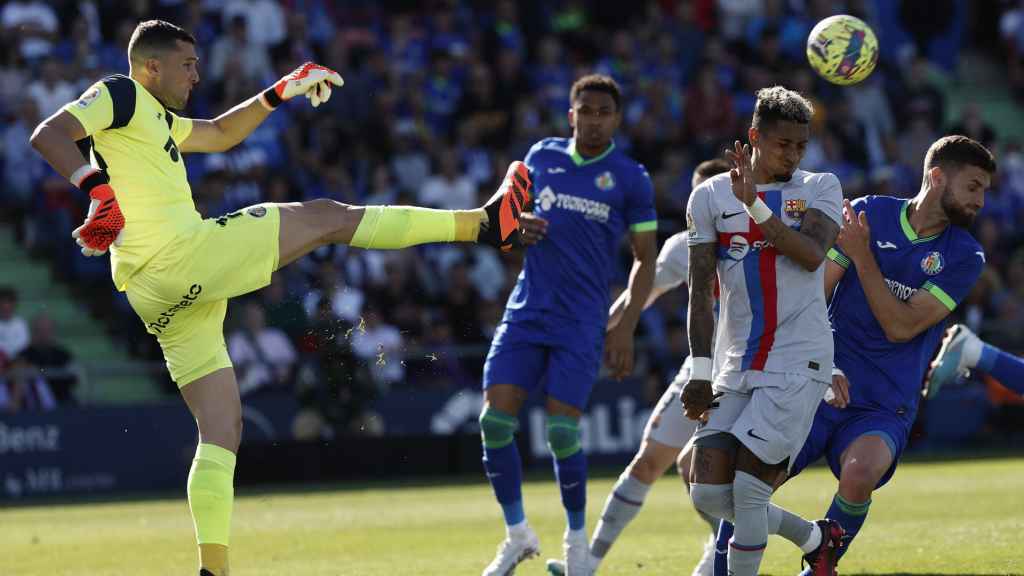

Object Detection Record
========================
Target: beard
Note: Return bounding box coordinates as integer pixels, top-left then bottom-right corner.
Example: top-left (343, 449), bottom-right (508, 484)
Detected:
top-left (941, 187), bottom-right (976, 228)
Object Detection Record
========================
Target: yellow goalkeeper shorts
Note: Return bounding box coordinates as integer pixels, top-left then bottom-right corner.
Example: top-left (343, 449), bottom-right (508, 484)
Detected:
top-left (125, 204), bottom-right (281, 387)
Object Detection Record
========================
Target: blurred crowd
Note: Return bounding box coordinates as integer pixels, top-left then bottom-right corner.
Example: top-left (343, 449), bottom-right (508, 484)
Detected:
top-left (0, 0), bottom-right (1022, 433)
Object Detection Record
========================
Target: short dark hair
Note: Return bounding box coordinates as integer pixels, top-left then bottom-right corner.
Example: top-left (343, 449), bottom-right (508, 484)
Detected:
top-left (751, 86), bottom-right (813, 131)
top-left (695, 158), bottom-right (732, 179)
top-left (128, 20), bottom-right (195, 63)
top-left (925, 135), bottom-right (997, 175)
top-left (570, 74), bottom-right (622, 111)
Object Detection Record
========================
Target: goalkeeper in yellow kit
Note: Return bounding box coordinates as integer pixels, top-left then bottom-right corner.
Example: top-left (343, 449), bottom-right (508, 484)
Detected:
top-left (29, 20), bottom-right (531, 576)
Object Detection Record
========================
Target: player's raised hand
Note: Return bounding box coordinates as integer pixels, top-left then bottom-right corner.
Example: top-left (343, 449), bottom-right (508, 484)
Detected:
top-left (836, 199), bottom-right (871, 262)
top-left (71, 169), bottom-right (124, 257)
top-left (680, 378), bottom-right (720, 420)
top-left (261, 62), bottom-right (344, 109)
top-left (604, 323), bottom-right (635, 380)
top-left (519, 212), bottom-right (548, 246)
top-left (725, 140), bottom-right (756, 206)
top-left (825, 368), bottom-right (850, 408)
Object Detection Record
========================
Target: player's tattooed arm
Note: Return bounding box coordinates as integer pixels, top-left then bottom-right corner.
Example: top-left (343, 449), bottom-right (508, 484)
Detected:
top-left (687, 242), bottom-right (717, 360)
top-left (757, 207), bottom-right (839, 272)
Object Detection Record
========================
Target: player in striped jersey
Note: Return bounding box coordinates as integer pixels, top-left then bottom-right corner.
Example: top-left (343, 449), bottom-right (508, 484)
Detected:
top-left (682, 87), bottom-right (844, 576)
top-left (543, 158), bottom-right (731, 576)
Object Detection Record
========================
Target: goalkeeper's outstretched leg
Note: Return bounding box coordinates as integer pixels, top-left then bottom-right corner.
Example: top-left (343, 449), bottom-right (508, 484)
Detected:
top-left (275, 161), bottom-right (532, 268)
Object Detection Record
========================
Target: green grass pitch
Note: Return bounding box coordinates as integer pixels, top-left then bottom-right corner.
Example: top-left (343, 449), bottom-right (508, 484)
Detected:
top-left (4, 457), bottom-right (1022, 575)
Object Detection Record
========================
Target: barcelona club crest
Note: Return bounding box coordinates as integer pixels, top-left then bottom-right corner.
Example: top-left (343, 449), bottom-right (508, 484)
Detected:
top-left (595, 171), bottom-right (616, 191)
top-left (920, 251), bottom-right (944, 276)
top-left (784, 198), bottom-right (807, 220)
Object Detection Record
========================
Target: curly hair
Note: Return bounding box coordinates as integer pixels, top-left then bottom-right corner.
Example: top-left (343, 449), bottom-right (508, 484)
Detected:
top-left (570, 74), bottom-right (622, 111)
top-left (751, 86), bottom-right (814, 130)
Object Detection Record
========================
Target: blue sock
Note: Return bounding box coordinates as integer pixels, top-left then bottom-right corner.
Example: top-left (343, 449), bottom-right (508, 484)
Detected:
top-left (480, 407), bottom-right (525, 527)
top-left (825, 493), bottom-right (870, 562)
top-left (483, 442), bottom-right (525, 526)
top-left (979, 344), bottom-right (1024, 395)
top-left (548, 415), bottom-right (587, 531)
top-left (554, 450), bottom-right (587, 530)
top-left (713, 520), bottom-right (733, 576)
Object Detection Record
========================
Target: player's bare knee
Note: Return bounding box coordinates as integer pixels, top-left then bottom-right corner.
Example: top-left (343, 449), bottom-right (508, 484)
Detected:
top-left (627, 453), bottom-right (662, 484)
top-left (839, 460), bottom-right (881, 498)
top-left (304, 198), bottom-right (360, 244)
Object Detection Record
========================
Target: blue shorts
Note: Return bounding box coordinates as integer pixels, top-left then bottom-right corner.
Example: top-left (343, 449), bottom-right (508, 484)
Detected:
top-left (789, 403), bottom-right (909, 489)
top-left (482, 316), bottom-right (604, 410)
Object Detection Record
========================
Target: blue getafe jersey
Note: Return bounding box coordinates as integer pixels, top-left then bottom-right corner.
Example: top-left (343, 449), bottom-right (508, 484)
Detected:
top-left (503, 138), bottom-right (657, 327)
top-left (827, 195), bottom-right (984, 424)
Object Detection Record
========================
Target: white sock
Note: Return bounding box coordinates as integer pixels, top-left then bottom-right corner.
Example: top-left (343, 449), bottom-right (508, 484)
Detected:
top-left (963, 332), bottom-right (983, 368)
top-left (508, 520), bottom-right (529, 538)
top-left (799, 522), bottom-right (822, 554)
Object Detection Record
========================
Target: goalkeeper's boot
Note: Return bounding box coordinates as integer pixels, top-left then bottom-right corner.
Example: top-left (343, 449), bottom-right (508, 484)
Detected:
top-left (478, 161), bottom-right (531, 252)
top-left (482, 523), bottom-right (540, 576)
top-left (801, 519), bottom-right (845, 576)
top-left (924, 323), bottom-right (980, 399)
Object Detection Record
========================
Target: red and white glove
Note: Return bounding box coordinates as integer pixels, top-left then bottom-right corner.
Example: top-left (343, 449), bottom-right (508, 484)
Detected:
top-left (71, 169), bottom-right (124, 257)
top-left (260, 62), bottom-right (344, 110)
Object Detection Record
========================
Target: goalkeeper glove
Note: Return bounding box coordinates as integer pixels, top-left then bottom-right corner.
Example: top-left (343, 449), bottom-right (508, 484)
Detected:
top-left (260, 62), bottom-right (344, 109)
top-left (71, 169), bottom-right (124, 257)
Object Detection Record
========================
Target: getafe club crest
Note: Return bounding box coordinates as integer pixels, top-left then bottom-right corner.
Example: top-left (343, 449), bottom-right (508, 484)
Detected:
top-left (595, 171), bottom-right (616, 191)
top-left (784, 198), bottom-right (807, 220)
top-left (920, 251), bottom-right (944, 276)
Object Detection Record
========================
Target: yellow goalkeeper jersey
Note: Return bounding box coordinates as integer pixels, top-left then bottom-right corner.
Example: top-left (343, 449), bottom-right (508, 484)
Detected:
top-left (64, 74), bottom-right (200, 291)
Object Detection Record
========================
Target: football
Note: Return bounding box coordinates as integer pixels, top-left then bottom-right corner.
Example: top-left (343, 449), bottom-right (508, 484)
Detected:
top-left (806, 14), bottom-right (879, 85)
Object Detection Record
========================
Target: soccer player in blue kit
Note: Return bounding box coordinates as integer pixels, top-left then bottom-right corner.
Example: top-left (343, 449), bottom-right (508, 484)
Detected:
top-left (709, 135), bottom-right (997, 575)
top-left (479, 74), bottom-right (658, 576)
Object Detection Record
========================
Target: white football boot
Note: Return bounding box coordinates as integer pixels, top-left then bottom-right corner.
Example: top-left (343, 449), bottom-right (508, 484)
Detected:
top-left (482, 524), bottom-right (541, 576)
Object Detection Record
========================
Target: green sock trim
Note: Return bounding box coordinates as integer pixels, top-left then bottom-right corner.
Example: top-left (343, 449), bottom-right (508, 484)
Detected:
top-left (480, 408), bottom-right (518, 449)
top-left (350, 205), bottom-right (456, 249)
top-left (188, 443), bottom-right (237, 546)
top-left (834, 493), bottom-right (871, 516)
top-left (546, 415), bottom-right (582, 459)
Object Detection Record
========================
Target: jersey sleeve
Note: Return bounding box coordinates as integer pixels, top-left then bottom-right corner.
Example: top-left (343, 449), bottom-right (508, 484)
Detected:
top-left (654, 231), bottom-right (689, 290)
top-left (523, 139), bottom-right (546, 174)
top-left (627, 165), bottom-right (657, 232)
top-left (63, 75), bottom-right (136, 136)
top-left (826, 195), bottom-right (869, 269)
top-left (921, 244), bottom-right (985, 311)
top-left (686, 181), bottom-right (717, 245)
top-left (168, 111), bottom-right (194, 144)
top-left (810, 172), bottom-right (843, 226)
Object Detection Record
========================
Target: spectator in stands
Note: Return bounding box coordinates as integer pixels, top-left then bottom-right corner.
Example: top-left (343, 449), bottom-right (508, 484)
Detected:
top-left (20, 312), bottom-right (77, 405)
top-left (948, 102), bottom-right (998, 151)
top-left (227, 300), bottom-right (298, 397)
top-left (1, 0), bottom-right (58, 62)
top-left (208, 15), bottom-right (272, 86)
top-left (419, 146), bottom-right (477, 210)
top-left (303, 261), bottom-right (365, 325)
top-left (2, 97), bottom-right (45, 242)
top-left (350, 305), bottom-right (404, 391)
top-left (26, 57), bottom-right (76, 118)
top-left (0, 356), bottom-right (56, 413)
top-left (0, 286), bottom-right (29, 368)
top-left (259, 273), bottom-right (308, 344)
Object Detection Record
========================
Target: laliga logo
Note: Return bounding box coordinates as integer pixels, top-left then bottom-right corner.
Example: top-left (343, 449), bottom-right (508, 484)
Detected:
top-left (537, 186), bottom-right (557, 212)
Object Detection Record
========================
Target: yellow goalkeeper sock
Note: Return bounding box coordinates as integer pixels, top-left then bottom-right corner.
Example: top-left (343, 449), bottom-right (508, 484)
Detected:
top-left (349, 206), bottom-right (485, 249)
top-left (187, 443), bottom-right (236, 575)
